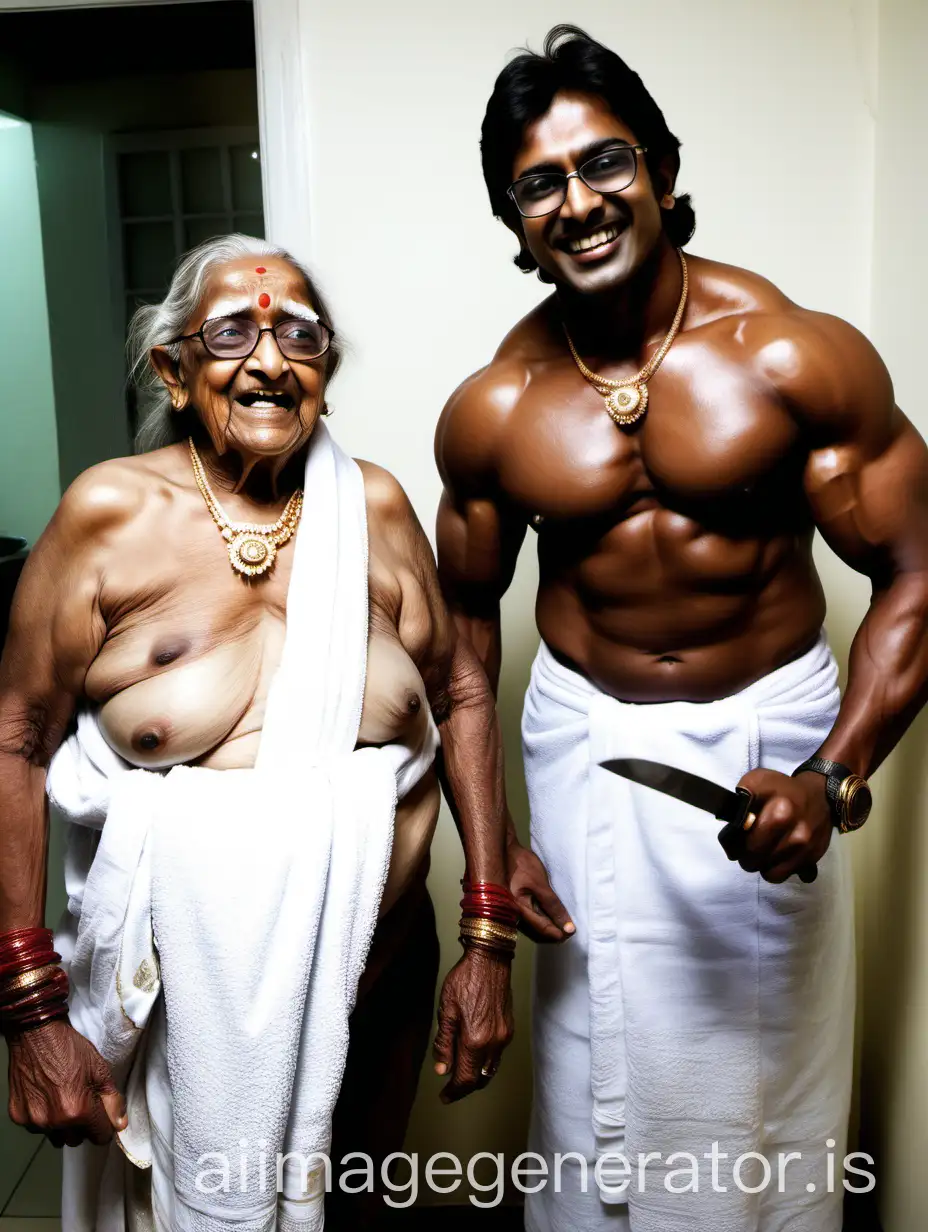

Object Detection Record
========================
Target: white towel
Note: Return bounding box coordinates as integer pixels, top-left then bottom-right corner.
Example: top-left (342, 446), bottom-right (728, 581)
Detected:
top-left (50, 423), bottom-right (437, 1232)
top-left (522, 635), bottom-right (855, 1232)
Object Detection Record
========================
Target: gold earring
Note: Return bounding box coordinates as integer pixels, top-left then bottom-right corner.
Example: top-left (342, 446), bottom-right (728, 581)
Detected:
top-left (661, 193), bottom-right (676, 209)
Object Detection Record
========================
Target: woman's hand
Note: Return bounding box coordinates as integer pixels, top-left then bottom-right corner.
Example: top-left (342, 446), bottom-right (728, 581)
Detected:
top-left (432, 947), bottom-right (513, 1102)
top-left (7, 1019), bottom-right (127, 1148)
top-left (507, 836), bottom-right (575, 943)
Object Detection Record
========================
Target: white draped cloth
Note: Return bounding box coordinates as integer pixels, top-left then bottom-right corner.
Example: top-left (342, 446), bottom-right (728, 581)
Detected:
top-left (47, 423), bottom-right (438, 1232)
top-left (522, 634), bottom-right (854, 1232)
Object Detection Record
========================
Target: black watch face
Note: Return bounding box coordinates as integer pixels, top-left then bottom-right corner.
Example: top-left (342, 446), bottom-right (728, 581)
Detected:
top-left (844, 779), bottom-right (872, 831)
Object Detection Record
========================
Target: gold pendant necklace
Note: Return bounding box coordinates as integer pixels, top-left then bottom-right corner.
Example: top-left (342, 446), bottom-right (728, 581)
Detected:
top-left (188, 438), bottom-right (303, 577)
top-left (563, 249), bottom-right (689, 429)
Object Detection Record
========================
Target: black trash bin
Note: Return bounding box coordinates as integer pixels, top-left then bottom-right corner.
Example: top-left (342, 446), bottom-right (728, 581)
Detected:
top-left (0, 535), bottom-right (28, 654)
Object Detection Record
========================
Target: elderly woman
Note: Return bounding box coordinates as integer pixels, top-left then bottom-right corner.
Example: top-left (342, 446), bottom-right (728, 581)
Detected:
top-left (0, 236), bottom-right (517, 1232)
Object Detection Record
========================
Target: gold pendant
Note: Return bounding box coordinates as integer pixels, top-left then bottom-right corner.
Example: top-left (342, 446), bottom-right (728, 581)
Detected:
top-left (604, 383), bottom-right (648, 427)
top-left (228, 532), bottom-right (277, 577)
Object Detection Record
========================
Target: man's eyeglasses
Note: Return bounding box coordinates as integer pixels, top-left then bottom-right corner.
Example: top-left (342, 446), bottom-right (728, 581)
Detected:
top-left (169, 316), bottom-right (334, 362)
top-left (507, 144), bottom-right (648, 219)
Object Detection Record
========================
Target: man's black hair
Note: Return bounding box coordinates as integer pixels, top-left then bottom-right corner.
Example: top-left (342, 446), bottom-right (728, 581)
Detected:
top-left (481, 25), bottom-right (696, 276)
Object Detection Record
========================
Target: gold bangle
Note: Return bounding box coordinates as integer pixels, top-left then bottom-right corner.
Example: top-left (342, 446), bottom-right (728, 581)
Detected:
top-left (459, 927), bottom-right (518, 948)
top-left (459, 918), bottom-right (519, 941)
top-left (0, 964), bottom-right (60, 996)
top-left (460, 926), bottom-right (517, 941)
top-left (459, 925), bottom-right (517, 949)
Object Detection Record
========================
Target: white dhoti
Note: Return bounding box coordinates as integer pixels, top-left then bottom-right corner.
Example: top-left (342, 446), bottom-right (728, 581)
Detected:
top-left (47, 423), bottom-right (438, 1232)
top-left (522, 635), bottom-right (854, 1232)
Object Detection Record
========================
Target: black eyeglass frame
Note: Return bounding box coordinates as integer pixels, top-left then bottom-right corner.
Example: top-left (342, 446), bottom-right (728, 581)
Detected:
top-left (506, 144), bottom-right (649, 219)
top-left (167, 315), bottom-right (336, 363)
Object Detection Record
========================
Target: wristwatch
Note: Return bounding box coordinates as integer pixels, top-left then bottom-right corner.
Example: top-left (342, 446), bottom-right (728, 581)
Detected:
top-left (792, 756), bottom-right (872, 833)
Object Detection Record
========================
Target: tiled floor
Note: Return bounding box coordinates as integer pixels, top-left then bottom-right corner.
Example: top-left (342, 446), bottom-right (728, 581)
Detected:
top-left (2, 1142), bottom-right (61, 1219)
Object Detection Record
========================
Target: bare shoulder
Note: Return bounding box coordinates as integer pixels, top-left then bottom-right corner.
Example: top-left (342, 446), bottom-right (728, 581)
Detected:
top-left (1, 453), bottom-right (167, 697)
top-left (690, 254), bottom-right (894, 432)
top-left (51, 447), bottom-right (185, 545)
top-left (356, 459), bottom-right (418, 526)
top-left (355, 460), bottom-right (444, 619)
top-left (356, 459), bottom-right (432, 564)
top-left (687, 254), bottom-right (796, 331)
top-left (434, 296), bottom-right (555, 490)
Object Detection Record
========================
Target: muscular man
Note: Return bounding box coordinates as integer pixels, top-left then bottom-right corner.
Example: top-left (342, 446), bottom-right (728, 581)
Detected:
top-left (0, 236), bottom-right (512, 1231)
top-left (436, 26), bottom-right (928, 1232)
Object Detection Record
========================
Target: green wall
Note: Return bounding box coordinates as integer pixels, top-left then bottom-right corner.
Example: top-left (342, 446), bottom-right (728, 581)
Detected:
top-left (0, 114), bottom-right (61, 547)
top-left (32, 123), bottom-right (129, 487)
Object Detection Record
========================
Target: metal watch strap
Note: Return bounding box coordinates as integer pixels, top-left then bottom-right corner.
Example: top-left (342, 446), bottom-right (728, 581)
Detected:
top-left (792, 756), bottom-right (855, 821)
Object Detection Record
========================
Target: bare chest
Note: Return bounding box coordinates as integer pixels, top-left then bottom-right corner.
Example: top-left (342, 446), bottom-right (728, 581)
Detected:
top-left (498, 351), bottom-right (802, 527)
top-left (83, 509), bottom-right (435, 769)
top-left (85, 528), bottom-right (292, 703)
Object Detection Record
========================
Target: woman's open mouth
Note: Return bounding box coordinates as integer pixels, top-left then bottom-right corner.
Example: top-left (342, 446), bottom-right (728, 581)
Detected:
top-left (234, 390), bottom-right (295, 411)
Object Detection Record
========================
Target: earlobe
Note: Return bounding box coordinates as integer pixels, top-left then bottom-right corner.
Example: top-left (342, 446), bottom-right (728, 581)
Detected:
top-left (150, 345), bottom-right (188, 412)
top-left (661, 193), bottom-right (676, 210)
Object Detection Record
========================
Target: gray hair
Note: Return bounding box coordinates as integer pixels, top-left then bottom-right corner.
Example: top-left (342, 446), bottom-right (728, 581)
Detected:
top-left (127, 233), bottom-right (341, 453)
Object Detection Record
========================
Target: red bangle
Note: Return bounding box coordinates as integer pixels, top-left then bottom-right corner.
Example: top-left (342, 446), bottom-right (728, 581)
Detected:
top-left (0, 928), bottom-right (58, 979)
top-left (0, 951), bottom-right (60, 980)
top-left (0, 927), bottom-right (54, 956)
top-left (10, 1004), bottom-right (70, 1033)
top-left (460, 880), bottom-right (518, 927)
top-left (0, 930), bottom-right (70, 1037)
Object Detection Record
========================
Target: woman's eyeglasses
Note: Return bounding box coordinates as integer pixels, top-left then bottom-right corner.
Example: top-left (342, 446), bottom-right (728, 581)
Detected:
top-left (168, 316), bottom-right (334, 362)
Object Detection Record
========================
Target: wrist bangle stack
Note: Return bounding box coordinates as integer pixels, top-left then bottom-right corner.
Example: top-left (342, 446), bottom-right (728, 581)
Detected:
top-left (459, 879), bottom-right (519, 958)
top-left (0, 927), bottom-right (70, 1035)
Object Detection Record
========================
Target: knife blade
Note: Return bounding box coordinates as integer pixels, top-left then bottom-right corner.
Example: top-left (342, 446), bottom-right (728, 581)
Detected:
top-left (599, 757), bottom-right (817, 883)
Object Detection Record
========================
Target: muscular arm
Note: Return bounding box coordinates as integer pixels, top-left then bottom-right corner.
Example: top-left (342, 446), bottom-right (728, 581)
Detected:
top-left (434, 371), bottom-right (527, 695)
top-left (434, 374), bottom-right (574, 941)
top-left (737, 312), bottom-right (928, 884)
top-left (781, 312), bottom-right (928, 776)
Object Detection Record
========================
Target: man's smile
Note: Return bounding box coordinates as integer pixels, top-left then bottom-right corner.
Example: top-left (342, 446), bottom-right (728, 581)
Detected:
top-left (558, 222), bottom-right (625, 263)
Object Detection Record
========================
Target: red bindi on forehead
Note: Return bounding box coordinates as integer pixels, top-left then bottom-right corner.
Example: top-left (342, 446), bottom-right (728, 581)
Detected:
top-left (255, 267), bottom-right (266, 274)
top-left (258, 292), bottom-right (271, 308)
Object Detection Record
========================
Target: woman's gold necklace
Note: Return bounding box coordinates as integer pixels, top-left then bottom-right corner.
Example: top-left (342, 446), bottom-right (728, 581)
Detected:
top-left (188, 438), bottom-right (303, 577)
top-left (563, 248), bottom-right (689, 429)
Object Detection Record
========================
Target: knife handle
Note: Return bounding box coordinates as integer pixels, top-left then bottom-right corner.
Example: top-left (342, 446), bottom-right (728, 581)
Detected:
top-left (718, 790), bottom-right (818, 883)
top-left (717, 787), bottom-right (754, 857)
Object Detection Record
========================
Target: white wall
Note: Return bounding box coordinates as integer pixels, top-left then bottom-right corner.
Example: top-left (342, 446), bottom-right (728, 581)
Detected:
top-left (291, 0), bottom-right (889, 1197)
top-left (852, 2), bottom-right (928, 1228)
